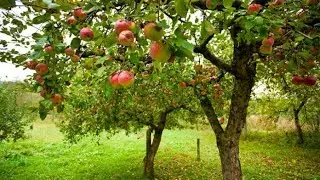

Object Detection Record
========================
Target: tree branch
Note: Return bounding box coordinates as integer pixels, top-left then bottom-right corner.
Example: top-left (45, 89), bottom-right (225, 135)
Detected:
top-left (199, 95), bottom-right (224, 136)
top-left (194, 35), bottom-right (234, 75)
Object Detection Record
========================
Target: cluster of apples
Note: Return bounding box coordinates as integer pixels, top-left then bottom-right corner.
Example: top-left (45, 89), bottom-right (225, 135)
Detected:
top-left (292, 75), bottom-right (317, 86)
top-left (144, 22), bottom-right (172, 62)
top-left (25, 60), bottom-right (63, 104)
top-left (65, 47), bottom-right (80, 62)
top-left (260, 34), bottom-right (275, 55)
top-left (67, 8), bottom-right (87, 25)
top-left (109, 71), bottom-right (135, 88)
top-left (67, 8), bottom-right (94, 42)
top-left (115, 20), bottom-right (136, 46)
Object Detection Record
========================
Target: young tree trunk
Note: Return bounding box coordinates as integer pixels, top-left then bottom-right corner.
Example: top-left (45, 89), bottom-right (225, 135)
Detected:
top-left (293, 99), bottom-right (307, 144)
top-left (144, 128), bottom-right (163, 179)
top-left (293, 112), bottom-right (304, 144)
top-left (144, 111), bottom-right (171, 179)
top-left (197, 43), bottom-right (256, 179)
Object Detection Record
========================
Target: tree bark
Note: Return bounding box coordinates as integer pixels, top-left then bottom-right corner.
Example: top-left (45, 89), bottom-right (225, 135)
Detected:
top-left (293, 99), bottom-right (307, 145)
top-left (197, 42), bottom-right (256, 179)
top-left (144, 110), bottom-right (171, 179)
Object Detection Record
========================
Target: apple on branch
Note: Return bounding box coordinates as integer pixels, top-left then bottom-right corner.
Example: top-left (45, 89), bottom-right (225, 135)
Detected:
top-left (80, 27), bottom-right (94, 41)
top-left (35, 63), bottom-right (48, 75)
top-left (149, 41), bottom-right (172, 62)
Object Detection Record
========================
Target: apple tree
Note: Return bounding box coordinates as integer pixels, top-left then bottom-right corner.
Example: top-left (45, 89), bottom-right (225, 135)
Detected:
top-left (1, 0), bottom-right (320, 179)
top-left (59, 59), bottom-right (201, 178)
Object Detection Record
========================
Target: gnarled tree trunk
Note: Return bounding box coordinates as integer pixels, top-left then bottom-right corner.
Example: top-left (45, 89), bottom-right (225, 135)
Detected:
top-left (293, 99), bottom-right (308, 145)
top-left (196, 42), bottom-right (256, 179)
top-left (143, 110), bottom-right (172, 179)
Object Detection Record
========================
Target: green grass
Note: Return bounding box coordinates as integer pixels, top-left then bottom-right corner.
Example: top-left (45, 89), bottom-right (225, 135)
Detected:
top-left (0, 120), bottom-right (320, 180)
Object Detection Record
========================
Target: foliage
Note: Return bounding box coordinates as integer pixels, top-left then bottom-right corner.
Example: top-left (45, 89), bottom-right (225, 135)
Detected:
top-left (0, 82), bottom-right (31, 141)
top-left (60, 61), bottom-right (203, 142)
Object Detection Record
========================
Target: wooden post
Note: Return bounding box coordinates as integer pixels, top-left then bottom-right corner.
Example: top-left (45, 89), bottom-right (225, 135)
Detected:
top-left (197, 138), bottom-right (200, 161)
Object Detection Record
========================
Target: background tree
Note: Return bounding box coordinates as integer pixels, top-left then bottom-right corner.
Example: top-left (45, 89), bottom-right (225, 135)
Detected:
top-left (59, 60), bottom-right (202, 178)
top-left (0, 82), bottom-right (32, 141)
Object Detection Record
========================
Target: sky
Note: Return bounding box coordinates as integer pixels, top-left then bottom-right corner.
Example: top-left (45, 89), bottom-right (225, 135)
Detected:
top-left (0, 1), bottom-right (35, 82)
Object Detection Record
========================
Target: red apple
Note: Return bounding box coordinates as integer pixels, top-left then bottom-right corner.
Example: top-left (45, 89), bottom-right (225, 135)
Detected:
top-left (80, 27), bottom-right (94, 41)
top-left (303, 76), bottom-right (317, 86)
top-left (247, 4), bottom-right (262, 14)
top-left (67, 16), bottom-right (77, 25)
top-left (26, 60), bottom-right (38, 70)
top-left (262, 36), bottom-right (274, 47)
top-left (143, 23), bottom-right (164, 41)
top-left (71, 54), bottom-right (80, 62)
top-left (149, 41), bottom-right (172, 62)
top-left (179, 82), bottom-right (187, 88)
top-left (109, 72), bottom-right (120, 88)
top-left (35, 63), bottom-right (48, 75)
top-left (118, 71), bottom-right (135, 87)
top-left (114, 20), bottom-right (129, 34)
top-left (51, 94), bottom-right (62, 104)
top-left (73, 8), bottom-right (87, 21)
top-left (219, 117), bottom-right (225, 124)
top-left (65, 47), bottom-right (75, 56)
top-left (118, 30), bottom-right (135, 46)
top-left (291, 75), bottom-right (304, 85)
top-left (44, 45), bottom-right (54, 53)
top-left (34, 74), bottom-right (44, 84)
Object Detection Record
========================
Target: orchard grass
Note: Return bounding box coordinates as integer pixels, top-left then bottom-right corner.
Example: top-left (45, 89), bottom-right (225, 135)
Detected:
top-left (0, 119), bottom-right (319, 179)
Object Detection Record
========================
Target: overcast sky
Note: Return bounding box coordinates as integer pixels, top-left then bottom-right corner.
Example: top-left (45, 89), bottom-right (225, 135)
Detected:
top-left (0, 2), bottom-right (35, 82)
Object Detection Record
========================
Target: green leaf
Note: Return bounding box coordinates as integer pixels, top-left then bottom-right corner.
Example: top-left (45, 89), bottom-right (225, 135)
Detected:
top-left (175, 38), bottom-right (194, 59)
top-left (32, 15), bottom-right (49, 24)
top-left (71, 38), bottom-right (81, 49)
top-left (254, 16), bottom-right (264, 25)
top-left (97, 66), bottom-right (106, 76)
top-left (295, 35), bottom-right (304, 42)
top-left (103, 32), bottom-right (117, 47)
top-left (206, 0), bottom-right (219, 9)
top-left (223, 0), bottom-right (234, 8)
top-left (39, 100), bottom-right (53, 120)
top-left (201, 20), bottom-right (215, 39)
top-left (175, 0), bottom-right (188, 18)
top-left (0, 0), bottom-right (15, 9)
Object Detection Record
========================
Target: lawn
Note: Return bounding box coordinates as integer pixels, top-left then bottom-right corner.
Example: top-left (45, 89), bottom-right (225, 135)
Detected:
top-left (0, 119), bottom-right (319, 179)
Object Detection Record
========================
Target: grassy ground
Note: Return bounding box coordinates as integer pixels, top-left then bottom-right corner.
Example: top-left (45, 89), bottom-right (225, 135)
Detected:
top-left (0, 120), bottom-right (320, 180)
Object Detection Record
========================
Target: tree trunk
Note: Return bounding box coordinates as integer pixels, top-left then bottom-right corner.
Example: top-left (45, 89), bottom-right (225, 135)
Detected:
top-left (199, 77), bottom-right (254, 180)
top-left (294, 112), bottom-right (304, 144)
top-left (217, 137), bottom-right (241, 179)
top-left (198, 43), bottom-right (256, 179)
top-left (144, 111), bottom-right (170, 179)
top-left (293, 99), bottom-right (307, 144)
top-left (144, 129), bottom-right (163, 179)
